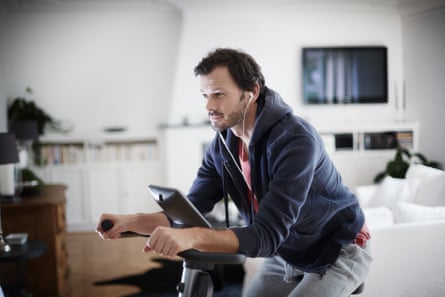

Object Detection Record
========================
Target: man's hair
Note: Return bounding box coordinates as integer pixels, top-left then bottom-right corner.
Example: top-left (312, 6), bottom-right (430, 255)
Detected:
top-left (194, 48), bottom-right (266, 94)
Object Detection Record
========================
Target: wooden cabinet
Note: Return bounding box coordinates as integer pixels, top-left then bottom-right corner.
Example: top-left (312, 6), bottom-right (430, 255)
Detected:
top-left (1, 185), bottom-right (69, 297)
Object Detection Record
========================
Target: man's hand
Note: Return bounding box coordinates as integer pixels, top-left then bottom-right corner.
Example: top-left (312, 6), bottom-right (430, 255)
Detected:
top-left (96, 212), bottom-right (171, 240)
top-left (144, 226), bottom-right (197, 257)
top-left (96, 214), bottom-right (127, 240)
top-left (143, 226), bottom-right (240, 257)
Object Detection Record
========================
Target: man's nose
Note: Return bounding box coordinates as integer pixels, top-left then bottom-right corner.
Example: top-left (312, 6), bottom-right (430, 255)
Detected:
top-left (206, 97), bottom-right (217, 111)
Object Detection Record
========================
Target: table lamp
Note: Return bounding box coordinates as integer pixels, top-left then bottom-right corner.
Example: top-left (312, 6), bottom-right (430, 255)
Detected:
top-left (9, 120), bottom-right (39, 194)
top-left (0, 132), bottom-right (19, 252)
top-left (9, 120), bottom-right (38, 164)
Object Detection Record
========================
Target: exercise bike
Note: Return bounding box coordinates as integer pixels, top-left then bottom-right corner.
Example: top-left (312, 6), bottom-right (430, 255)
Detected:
top-left (101, 219), bottom-right (245, 297)
top-left (101, 185), bottom-right (362, 296)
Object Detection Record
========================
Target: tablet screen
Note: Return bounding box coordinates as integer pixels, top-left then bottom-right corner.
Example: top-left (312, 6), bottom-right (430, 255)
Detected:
top-left (148, 184), bottom-right (212, 228)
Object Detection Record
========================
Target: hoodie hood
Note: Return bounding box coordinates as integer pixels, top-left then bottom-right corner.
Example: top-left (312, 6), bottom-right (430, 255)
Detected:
top-left (251, 87), bottom-right (294, 145)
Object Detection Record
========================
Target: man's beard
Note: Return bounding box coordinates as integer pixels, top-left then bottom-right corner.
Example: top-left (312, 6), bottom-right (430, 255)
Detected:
top-left (209, 95), bottom-right (246, 131)
top-left (209, 109), bottom-right (244, 131)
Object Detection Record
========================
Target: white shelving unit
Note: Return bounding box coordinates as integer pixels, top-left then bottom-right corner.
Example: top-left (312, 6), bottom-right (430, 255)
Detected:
top-left (32, 133), bottom-right (164, 231)
top-left (313, 121), bottom-right (419, 188)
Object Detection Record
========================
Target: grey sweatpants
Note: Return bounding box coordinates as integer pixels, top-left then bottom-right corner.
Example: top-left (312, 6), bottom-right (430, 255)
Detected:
top-left (243, 242), bottom-right (372, 297)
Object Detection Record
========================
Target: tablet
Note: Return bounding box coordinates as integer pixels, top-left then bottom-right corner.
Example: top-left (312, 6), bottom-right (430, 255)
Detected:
top-left (148, 184), bottom-right (212, 228)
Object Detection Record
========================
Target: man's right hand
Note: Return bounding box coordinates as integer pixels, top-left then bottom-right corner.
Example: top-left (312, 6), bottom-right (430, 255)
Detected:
top-left (96, 213), bottom-right (128, 239)
top-left (96, 212), bottom-right (171, 240)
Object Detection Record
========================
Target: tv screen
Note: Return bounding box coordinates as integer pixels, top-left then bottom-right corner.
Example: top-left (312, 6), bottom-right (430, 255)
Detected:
top-left (302, 46), bottom-right (388, 104)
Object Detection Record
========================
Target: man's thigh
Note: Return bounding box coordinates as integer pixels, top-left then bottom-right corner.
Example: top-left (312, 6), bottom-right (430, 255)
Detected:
top-left (243, 243), bottom-right (371, 297)
top-left (288, 243), bottom-right (372, 297)
top-left (243, 256), bottom-right (296, 297)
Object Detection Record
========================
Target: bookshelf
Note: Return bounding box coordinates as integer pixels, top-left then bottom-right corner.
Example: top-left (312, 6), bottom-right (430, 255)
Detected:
top-left (37, 135), bottom-right (159, 165)
top-left (32, 134), bottom-right (164, 231)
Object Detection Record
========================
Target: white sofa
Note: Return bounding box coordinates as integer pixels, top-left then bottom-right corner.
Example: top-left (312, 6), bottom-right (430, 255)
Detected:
top-left (360, 220), bottom-right (445, 297)
top-left (356, 163), bottom-right (445, 297)
top-left (243, 164), bottom-right (445, 297)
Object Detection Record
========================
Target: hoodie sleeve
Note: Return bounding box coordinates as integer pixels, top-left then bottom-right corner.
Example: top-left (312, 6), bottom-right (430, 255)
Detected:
top-left (187, 134), bottom-right (225, 214)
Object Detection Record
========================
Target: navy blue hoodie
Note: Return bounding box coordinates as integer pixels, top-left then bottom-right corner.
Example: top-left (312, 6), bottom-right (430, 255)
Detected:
top-left (188, 87), bottom-right (365, 273)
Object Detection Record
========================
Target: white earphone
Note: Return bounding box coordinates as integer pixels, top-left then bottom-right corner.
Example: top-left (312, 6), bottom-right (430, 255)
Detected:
top-left (248, 92), bottom-right (254, 102)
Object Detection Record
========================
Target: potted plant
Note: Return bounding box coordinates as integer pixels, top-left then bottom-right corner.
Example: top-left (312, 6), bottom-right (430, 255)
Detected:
top-left (8, 87), bottom-right (71, 135)
top-left (374, 146), bottom-right (442, 183)
top-left (7, 88), bottom-right (73, 191)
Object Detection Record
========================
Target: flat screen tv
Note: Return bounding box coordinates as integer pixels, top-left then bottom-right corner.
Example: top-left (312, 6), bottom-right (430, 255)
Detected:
top-left (302, 46), bottom-right (388, 104)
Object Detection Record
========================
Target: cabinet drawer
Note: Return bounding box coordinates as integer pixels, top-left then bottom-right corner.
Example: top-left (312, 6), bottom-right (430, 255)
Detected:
top-left (55, 232), bottom-right (69, 293)
top-left (56, 203), bottom-right (66, 233)
top-left (55, 233), bottom-right (68, 268)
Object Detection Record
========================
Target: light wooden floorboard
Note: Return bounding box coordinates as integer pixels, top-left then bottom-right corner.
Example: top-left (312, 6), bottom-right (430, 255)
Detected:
top-left (66, 232), bottom-right (169, 297)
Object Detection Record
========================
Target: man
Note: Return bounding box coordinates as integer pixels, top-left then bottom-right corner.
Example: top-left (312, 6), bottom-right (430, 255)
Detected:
top-left (97, 48), bottom-right (372, 297)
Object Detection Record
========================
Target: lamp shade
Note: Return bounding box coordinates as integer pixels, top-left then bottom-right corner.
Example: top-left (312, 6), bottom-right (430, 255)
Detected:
top-left (0, 133), bottom-right (19, 165)
top-left (9, 120), bottom-right (39, 141)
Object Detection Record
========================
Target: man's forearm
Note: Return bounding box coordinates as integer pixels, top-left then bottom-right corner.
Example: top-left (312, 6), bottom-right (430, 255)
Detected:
top-left (191, 227), bottom-right (240, 253)
top-left (127, 212), bottom-right (171, 234)
top-left (148, 226), bottom-right (240, 254)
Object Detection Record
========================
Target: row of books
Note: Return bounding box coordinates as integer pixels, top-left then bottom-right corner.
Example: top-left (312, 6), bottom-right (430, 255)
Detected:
top-left (363, 131), bottom-right (413, 150)
top-left (396, 131), bottom-right (414, 149)
top-left (321, 131), bottom-right (414, 153)
top-left (39, 143), bottom-right (157, 165)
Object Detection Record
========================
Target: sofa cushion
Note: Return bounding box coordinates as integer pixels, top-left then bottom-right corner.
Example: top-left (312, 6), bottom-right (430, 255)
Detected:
top-left (368, 176), bottom-right (413, 211)
top-left (406, 163), bottom-right (443, 180)
top-left (414, 173), bottom-right (445, 206)
top-left (394, 202), bottom-right (445, 223)
top-left (405, 164), bottom-right (445, 206)
top-left (355, 184), bottom-right (378, 208)
top-left (363, 206), bottom-right (394, 229)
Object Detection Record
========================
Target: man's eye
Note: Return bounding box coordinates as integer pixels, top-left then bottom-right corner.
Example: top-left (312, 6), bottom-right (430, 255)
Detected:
top-left (202, 92), bottom-right (224, 100)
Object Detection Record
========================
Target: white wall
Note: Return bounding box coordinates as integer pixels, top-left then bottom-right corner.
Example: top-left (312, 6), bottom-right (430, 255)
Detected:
top-left (1, 2), bottom-right (442, 193)
top-left (0, 14), bottom-right (8, 132)
top-left (0, 97), bottom-right (6, 132)
top-left (402, 9), bottom-right (445, 167)
top-left (168, 4), bottom-right (404, 126)
top-left (0, 2), bottom-right (182, 138)
top-left (165, 3), bottom-right (406, 191)
top-left (0, 88), bottom-right (6, 132)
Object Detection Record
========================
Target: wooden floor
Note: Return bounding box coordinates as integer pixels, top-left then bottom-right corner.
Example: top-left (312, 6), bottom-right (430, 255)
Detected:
top-left (66, 232), bottom-right (171, 297)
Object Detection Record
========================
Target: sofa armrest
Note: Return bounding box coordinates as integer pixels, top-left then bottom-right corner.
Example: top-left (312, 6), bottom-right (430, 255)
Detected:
top-left (362, 220), bottom-right (445, 297)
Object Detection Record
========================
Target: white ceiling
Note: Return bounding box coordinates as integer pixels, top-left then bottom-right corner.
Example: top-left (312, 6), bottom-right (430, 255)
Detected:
top-left (161, 0), bottom-right (445, 16)
top-left (157, 0), bottom-right (436, 9)
top-left (1, 0), bottom-right (444, 16)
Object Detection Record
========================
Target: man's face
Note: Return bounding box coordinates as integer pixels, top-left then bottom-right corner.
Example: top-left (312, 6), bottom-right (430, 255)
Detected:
top-left (199, 66), bottom-right (248, 132)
